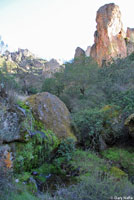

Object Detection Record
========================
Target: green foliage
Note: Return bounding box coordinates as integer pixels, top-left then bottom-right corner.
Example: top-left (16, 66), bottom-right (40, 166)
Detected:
top-left (72, 108), bottom-right (103, 150)
top-left (0, 164), bottom-right (13, 200)
top-left (27, 86), bottom-right (38, 95)
top-left (128, 52), bottom-right (134, 61)
top-left (18, 172), bottom-right (31, 182)
top-left (15, 130), bottom-right (59, 173)
top-left (112, 90), bottom-right (134, 115)
top-left (40, 55), bottom-right (134, 149)
top-left (0, 70), bottom-right (19, 91)
top-left (0, 36), bottom-right (8, 54)
top-left (70, 150), bottom-right (109, 179)
top-left (41, 55), bottom-right (134, 115)
top-left (17, 100), bottom-right (30, 111)
top-left (15, 101), bottom-right (59, 173)
top-left (56, 138), bottom-right (76, 161)
top-left (42, 76), bottom-right (64, 97)
top-left (44, 172), bottom-right (133, 200)
top-left (42, 57), bottom-right (99, 111)
top-left (10, 190), bottom-right (39, 200)
top-left (101, 147), bottom-right (134, 176)
top-left (72, 105), bottom-right (123, 149)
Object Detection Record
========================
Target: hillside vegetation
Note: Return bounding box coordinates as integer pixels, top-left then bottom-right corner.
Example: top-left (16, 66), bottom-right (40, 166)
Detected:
top-left (1, 54), bottom-right (134, 200)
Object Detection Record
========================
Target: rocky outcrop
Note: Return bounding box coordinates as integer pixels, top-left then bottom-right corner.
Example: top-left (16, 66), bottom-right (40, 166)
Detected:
top-left (85, 46), bottom-right (91, 57)
top-left (126, 28), bottom-right (134, 55)
top-left (2, 49), bottom-right (65, 93)
top-left (74, 47), bottom-right (85, 59)
top-left (0, 92), bottom-right (61, 170)
top-left (4, 49), bottom-right (64, 77)
top-left (4, 48), bottom-right (35, 63)
top-left (42, 59), bottom-right (64, 78)
top-left (27, 92), bottom-right (76, 140)
top-left (90, 3), bottom-right (127, 66)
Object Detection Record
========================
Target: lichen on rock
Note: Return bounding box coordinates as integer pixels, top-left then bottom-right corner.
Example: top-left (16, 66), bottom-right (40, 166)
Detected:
top-left (26, 92), bottom-right (76, 141)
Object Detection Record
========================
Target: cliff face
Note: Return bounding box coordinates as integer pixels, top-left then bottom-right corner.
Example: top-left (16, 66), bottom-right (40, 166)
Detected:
top-left (90, 3), bottom-right (127, 66)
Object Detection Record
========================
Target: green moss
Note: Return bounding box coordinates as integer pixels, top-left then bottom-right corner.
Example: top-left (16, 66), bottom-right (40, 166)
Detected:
top-left (27, 93), bottom-right (77, 141)
top-left (110, 166), bottom-right (128, 179)
top-left (15, 130), bottom-right (59, 173)
top-left (17, 100), bottom-right (30, 111)
top-left (34, 120), bottom-right (44, 130)
top-left (15, 100), bottom-right (59, 173)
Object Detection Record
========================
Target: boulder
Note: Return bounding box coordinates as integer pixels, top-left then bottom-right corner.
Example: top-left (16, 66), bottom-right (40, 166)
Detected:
top-left (26, 92), bottom-right (76, 140)
top-left (0, 104), bottom-right (21, 143)
top-left (0, 97), bottom-right (60, 171)
top-left (90, 3), bottom-right (127, 66)
top-left (74, 47), bottom-right (85, 59)
top-left (124, 113), bottom-right (134, 137)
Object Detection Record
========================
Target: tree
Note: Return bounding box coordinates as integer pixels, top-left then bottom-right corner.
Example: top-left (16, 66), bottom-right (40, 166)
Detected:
top-left (0, 36), bottom-right (8, 54)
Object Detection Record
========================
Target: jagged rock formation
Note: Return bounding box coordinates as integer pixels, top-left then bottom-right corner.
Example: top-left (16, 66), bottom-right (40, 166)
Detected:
top-left (90, 3), bottom-right (127, 66)
top-left (43, 59), bottom-right (64, 78)
top-left (3, 49), bottom-right (64, 77)
top-left (126, 28), bottom-right (134, 55)
top-left (4, 49), bottom-right (46, 72)
top-left (85, 46), bottom-right (91, 57)
top-left (74, 47), bottom-right (85, 59)
top-left (1, 49), bottom-right (64, 94)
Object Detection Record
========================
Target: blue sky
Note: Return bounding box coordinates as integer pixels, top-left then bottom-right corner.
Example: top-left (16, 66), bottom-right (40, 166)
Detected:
top-left (0, 0), bottom-right (134, 61)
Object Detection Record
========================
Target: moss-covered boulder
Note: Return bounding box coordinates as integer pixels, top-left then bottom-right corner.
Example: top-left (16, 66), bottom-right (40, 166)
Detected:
top-left (0, 103), bottom-right (21, 143)
top-left (0, 97), bottom-right (60, 173)
top-left (26, 92), bottom-right (76, 140)
top-left (125, 113), bottom-right (134, 138)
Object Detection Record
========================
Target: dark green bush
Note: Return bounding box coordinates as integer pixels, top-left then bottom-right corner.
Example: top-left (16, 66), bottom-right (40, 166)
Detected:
top-left (56, 138), bottom-right (76, 161)
top-left (72, 105), bottom-right (125, 149)
top-left (72, 108), bottom-right (104, 150)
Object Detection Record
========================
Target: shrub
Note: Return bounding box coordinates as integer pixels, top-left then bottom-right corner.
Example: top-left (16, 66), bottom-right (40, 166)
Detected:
top-left (56, 138), bottom-right (76, 161)
top-left (48, 172), bottom-right (134, 200)
top-left (101, 147), bottom-right (134, 177)
top-left (72, 108), bottom-right (103, 150)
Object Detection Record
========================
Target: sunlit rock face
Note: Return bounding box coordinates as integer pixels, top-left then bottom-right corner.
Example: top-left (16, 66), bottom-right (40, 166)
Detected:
top-left (126, 28), bottom-right (134, 55)
top-left (90, 3), bottom-right (127, 66)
